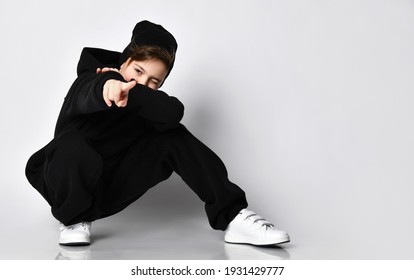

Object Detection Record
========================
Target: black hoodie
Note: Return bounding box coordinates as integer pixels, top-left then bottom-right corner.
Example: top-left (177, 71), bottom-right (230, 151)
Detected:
top-left (53, 47), bottom-right (184, 157)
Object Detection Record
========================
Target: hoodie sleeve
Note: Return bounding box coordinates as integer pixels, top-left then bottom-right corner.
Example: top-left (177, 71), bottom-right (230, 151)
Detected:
top-left (59, 47), bottom-right (127, 117)
top-left (126, 84), bottom-right (184, 131)
top-left (58, 47), bottom-right (184, 132)
top-left (61, 71), bottom-right (184, 131)
top-left (60, 71), bottom-right (123, 117)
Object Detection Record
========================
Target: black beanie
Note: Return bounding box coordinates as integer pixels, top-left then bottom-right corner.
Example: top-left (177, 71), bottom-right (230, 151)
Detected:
top-left (119, 20), bottom-right (178, 80)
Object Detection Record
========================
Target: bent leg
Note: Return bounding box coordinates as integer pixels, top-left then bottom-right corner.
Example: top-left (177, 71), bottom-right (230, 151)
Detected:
top-left (104, 124), bottom-right (247, 230)
top-left (158, 124), bottom-right (248, 230)
top-left (99, 135), bottom-right (174, 219)
top-left (28, 130), bottom-right (104, 225)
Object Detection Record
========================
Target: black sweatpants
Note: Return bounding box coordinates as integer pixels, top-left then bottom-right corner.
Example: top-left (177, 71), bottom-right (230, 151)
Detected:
top-left (25, 124), bottom-right (248, 230)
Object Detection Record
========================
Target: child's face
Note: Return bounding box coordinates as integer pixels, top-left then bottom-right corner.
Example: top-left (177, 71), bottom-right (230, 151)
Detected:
top-left (119, 58), bottom-right (168, 90)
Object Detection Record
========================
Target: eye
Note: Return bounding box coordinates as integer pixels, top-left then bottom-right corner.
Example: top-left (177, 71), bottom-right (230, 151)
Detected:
top-left (134, 68), bottom-right (142, 74)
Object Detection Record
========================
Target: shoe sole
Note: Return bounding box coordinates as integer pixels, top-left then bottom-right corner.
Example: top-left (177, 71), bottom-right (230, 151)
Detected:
top-left (225, 235), bottom-right (290, 246)
top-left (225, 240), bottom-right (290, 247)
top-left (59, 242), bottom-right (90, 246)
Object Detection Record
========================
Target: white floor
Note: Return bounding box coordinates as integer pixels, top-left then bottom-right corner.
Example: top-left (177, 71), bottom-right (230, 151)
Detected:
top-left (2, 188), bottom-right (292, 260)
top-left (2, 212), bottom-right (293, 260)
top-left (2, 175), bottom-right (414, 260)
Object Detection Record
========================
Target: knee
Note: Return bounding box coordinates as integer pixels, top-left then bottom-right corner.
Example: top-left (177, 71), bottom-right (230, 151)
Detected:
top-left (160, 124), bottom-right (191, 142)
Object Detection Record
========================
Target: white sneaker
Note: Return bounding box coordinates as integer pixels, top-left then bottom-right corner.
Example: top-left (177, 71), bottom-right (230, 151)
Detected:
top-left (59, 222), bottom-right (91, 246)
top-left (224, 209), bottom-right (290, 246)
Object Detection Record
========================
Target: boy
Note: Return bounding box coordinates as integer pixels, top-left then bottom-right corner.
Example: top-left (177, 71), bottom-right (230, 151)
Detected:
top-left (25, 20), bottom-right (290, 247)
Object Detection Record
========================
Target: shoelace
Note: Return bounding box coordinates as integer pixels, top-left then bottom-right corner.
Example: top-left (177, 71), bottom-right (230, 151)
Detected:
top-left (243, 213), bottom-right (274, 229)
top-left (66, 222), bottom-right (89, 231)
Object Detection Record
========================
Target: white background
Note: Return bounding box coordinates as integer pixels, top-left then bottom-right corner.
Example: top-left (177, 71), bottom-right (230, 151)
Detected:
top-left (0, 0), bottom-right (413, 259)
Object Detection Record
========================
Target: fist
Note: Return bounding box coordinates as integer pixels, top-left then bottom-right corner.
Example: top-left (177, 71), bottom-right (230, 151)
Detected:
top-left (103, 79), bottom-right (136, 107)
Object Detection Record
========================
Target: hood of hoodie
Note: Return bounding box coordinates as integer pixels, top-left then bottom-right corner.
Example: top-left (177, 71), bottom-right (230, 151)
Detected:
top-left (76, 47), bottom-right (121, 77)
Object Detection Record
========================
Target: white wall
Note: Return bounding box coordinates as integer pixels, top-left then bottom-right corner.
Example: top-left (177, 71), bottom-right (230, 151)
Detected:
top-left (1, 0), bottom-right (413, 258)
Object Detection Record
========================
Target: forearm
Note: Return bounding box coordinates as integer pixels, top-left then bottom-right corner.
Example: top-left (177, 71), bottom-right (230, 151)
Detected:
top-left (61, 71), bottom-right (184, 130)
top-left (126, 84), bottom-right (184, 131)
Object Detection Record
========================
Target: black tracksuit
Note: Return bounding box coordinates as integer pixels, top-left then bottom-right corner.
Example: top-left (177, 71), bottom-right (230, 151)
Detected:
top-left (25, 48), bottom-right (247, 230)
